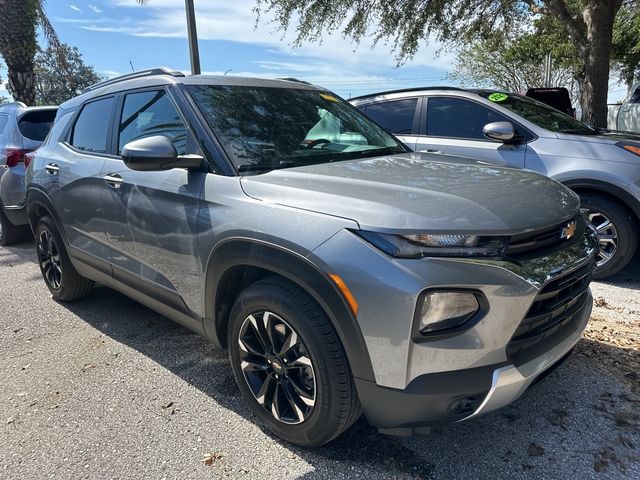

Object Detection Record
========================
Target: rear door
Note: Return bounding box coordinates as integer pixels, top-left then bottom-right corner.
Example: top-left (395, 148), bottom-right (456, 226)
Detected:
top-left (416, 96), bottom-right (528, 168)
top-left (358, 97), bottom-right (421, 150)
top-left (47, 96), bottom-right (116, 262)
top-left (99, 88), bottom-right (206, 318)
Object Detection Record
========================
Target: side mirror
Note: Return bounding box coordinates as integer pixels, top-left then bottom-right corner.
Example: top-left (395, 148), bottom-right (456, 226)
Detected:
top-left (483, 121), bottom-right (516, 143)
top-left (121, 135), bottom-right (203, 171)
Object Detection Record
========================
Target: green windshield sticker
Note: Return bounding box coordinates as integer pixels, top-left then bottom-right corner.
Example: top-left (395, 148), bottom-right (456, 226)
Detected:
top-left (488, 92), bottom-right (509, 102)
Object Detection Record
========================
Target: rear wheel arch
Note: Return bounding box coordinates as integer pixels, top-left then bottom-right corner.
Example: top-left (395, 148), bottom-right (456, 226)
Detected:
top-left (203, 238), bottom-right (376, 382)
top-left (27, 189), bottom-right (69, 246)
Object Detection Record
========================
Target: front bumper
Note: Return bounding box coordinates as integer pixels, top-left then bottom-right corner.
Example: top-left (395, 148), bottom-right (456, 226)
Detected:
top-left (311, 223), bottom-right (598, 432)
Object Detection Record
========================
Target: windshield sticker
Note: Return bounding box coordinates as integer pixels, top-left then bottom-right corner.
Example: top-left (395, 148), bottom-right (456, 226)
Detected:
top-left (488, 92), bottom-right (509, 102)
top-left (320, 93), bottom-right (339, 102)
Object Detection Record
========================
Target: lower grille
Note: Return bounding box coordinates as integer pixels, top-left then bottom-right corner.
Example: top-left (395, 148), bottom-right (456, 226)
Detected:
top-left (507, 260), bottom-right (593, 366)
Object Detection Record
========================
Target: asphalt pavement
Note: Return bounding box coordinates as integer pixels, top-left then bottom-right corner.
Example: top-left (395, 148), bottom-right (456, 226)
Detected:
top-left (1, 240), bottom-right (639, 479)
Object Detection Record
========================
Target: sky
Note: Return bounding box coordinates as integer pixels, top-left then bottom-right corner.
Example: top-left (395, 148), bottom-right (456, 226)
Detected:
top-left (0, 1), bottom-right (630, 102)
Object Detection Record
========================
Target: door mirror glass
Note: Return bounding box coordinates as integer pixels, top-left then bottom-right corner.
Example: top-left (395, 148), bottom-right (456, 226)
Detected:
top-left (121, 135), bottom-right (202, 171)
top-left (483, 121), bottom-right (516, 143)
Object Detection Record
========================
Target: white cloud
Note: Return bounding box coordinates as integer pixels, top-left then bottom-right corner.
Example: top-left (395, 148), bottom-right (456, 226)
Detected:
top-left (68, 4), bottom-right (82, 12)
top-left (88, 4), bottom-right (103, 14)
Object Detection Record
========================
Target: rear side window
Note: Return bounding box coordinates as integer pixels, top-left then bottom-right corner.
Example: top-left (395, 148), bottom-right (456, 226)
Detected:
top-left (426, 97), bottom-right (506, 140)
top-left (0, 114), bottom-right (8, 134)
top-left (629, 87), bottom-right (640, 104)
top-left (118, 90), bottom-right (188, 154)
top-left (71, 97), bottom-right (115, 153)
top-left (361, 98), bottom-right (418, 134)
top-left (18, 110), bottom-right (57, 141)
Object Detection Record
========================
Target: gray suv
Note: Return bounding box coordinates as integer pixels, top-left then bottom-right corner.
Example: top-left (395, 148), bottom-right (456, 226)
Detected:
top-left (0, 102), bottom-right (57, 244)
top-left (26, 69), bottom-right (597, 447)
top-left (351, 88), bottom-right (640, 278)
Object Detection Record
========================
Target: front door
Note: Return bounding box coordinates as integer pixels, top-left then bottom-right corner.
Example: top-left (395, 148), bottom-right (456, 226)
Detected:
top-left (99, 89), bottom-right (206, 316)
top-left (416, 96), bottom-right (527, 168)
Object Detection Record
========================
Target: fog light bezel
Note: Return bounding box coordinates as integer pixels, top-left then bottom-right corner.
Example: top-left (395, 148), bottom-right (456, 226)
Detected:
top-left (412, 289), bottom-right (489, 341)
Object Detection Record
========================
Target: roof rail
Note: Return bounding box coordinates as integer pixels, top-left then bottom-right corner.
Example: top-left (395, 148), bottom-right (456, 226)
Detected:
top-left (277, 77), bottom-right (312, 85)
top-left (83, 67), bottom-right (186, 93)
top-left (350, 85), bottom-right (468, 101)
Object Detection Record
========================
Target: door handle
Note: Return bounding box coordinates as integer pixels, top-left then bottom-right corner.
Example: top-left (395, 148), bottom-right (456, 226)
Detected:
top-left (103, 173), bottom-right (124, 189)
top-left (45, 163), bottom-right (60, 175)
top-left (419, 149), bottom-right (443, 154)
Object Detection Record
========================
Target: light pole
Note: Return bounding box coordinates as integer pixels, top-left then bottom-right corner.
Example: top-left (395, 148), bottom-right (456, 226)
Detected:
top-left (185, 0), bottom-right (201, 75)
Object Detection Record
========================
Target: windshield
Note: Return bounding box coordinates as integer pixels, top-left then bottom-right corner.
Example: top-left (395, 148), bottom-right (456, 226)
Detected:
top-left (478, 91), bottom-right (595, 135)
top-left (186, 85), bottom-right (406, 173)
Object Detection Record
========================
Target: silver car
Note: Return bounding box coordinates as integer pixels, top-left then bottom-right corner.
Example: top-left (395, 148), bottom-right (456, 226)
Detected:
top-left (0, 102), bottom-right (58, 245)
top-left (26, 70), bottom-right (597, 447)
top-left (351, 88), bottom-right (640, 278)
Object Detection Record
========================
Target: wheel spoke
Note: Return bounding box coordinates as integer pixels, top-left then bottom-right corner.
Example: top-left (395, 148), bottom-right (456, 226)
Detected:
top-left (240, 356), bottom-right (269, 373)
top-left (287, 354), bottom-right (312, 369)
top-left (286, 376), bottom-right (315, 406)
top-left (247, 315), bottom-right (270, 354)
top-left (278, 329), bottom-right (298, 356)
top-left (595, 219), bottom-right (612, 232)
top-left (281, 382), bottom-right (306, 422)
top-left (263, 312), bottom-right (281, 353)
top-left (255, 374), bottom-right (275, 405)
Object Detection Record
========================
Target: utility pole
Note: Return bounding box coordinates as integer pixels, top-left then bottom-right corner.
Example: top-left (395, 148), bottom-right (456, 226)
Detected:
top-left (185, 0), bottom-right (201, 75)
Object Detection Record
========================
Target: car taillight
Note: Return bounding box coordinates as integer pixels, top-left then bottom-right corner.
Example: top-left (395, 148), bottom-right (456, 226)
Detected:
top-left (3, 149), bottom-right (31, 168)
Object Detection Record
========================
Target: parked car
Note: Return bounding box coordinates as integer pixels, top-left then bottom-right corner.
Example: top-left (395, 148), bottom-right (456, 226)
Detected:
top-left (351, 88), bottom-right (640, 278)
top-left (0, 102), bottom-right (58, 245)
top-left (525, 87), bottom-right (576, 117)
top-left (27, 69), bottom-right (597, 447)
top-left (608, 83), bottom-right (640, 133)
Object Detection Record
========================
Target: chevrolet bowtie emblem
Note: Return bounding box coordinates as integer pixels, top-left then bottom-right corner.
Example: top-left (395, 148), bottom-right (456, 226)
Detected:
top-left (561, 221), bottom-right (577, 240)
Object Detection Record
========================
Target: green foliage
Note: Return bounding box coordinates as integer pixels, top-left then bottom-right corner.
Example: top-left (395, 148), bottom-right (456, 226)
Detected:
top-left (612, 7), bottom-right (640, 88)
top-left (34, 43), bottom-right (103, 105)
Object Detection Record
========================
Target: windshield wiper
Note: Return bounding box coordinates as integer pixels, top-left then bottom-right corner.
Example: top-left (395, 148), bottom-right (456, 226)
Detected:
top-left (237, 162), bottom-right (296, 173)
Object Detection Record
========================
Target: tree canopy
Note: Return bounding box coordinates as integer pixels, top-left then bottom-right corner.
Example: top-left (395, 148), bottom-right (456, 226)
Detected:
top-left (34, 43), bottom-right (103, 105)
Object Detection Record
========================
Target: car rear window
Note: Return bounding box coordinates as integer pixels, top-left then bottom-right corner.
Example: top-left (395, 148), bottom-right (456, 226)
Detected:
top-left (18, 109), bottom-right (58, 141)
top-left (0, 114), bottom-right (9, 134)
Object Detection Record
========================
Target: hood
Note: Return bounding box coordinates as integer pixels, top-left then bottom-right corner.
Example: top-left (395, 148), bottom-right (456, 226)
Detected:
top-left (240, 153), bottom-right (579, 234)
top-left (557, 129), bottom-right (640, 145)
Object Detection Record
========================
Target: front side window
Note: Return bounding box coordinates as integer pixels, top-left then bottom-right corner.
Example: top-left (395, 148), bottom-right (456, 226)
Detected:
top-left (70, 97), bottom-right (115, 153)
top-left (477, 91), bottom-right (595, 135)
top-left (361, 98), bottom-right (418, 134)
top-left (118, 90), bottom-right (189, 154)
top-left (186, 85), bottom-right (406, 173)
top-left (426, 97), bottom-right (507, 140)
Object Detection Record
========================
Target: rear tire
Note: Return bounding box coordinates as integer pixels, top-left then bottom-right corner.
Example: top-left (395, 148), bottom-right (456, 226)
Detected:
top-left (35, 216), bottom-right (93, 301)
top-left (0, 206), bottom-right (28, 246)
top-left (228, 277), bottom-right (360, 447)
top-left (580, 193), bottom-right (638, 279)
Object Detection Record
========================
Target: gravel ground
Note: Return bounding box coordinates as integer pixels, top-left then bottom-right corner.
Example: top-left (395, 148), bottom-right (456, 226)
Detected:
top-left (1, 241), bottom-right (639, 480)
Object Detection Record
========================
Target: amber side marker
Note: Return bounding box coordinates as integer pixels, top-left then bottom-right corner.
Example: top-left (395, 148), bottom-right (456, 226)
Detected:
top-left (623, 145), bottom-right (640, 156)
top-left (329, 274), bottom-right (359, 316)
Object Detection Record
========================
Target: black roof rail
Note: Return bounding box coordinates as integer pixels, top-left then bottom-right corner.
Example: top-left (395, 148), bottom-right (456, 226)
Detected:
top-left (350, 85), bottom-right (469, 101)
top-left (276, 77), bottom-right (312, 85)
top-left (83, 67), bottom-right (186, 93)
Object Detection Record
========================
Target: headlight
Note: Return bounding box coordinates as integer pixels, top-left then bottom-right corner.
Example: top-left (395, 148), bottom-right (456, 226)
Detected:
top-left (356, 230), bottom-right (508, 258)
top-left (417, 291), bottom-right (482, 335)
top-left (616, 142), bottom-right (640, 156)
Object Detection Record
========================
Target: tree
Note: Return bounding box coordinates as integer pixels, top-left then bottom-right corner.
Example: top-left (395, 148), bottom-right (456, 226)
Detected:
top-left (255, 0), bottom-right (638, 128)
top-left (0, 0), bottom-right (62, 105)
top-left (34, 44), bottom-right (103, 105)
top-left (612, 7), bottom-right (640, 91)
top-left (0, 61), bottom-right (9, 104)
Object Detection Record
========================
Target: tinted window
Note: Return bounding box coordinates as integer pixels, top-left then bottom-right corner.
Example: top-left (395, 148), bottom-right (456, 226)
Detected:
top-left (629, 87), bottom-right (640, 104)
top-left (0, 114), bottom-right (8, 134)
top-left (427, 97), bottom-right (507, 139)
top-left (187, 85), bottom-right (404, 173)
top-left (118, 90), bottom-right (188, 154)
top-left (362, 98), bottom-right (417, 134)
top-left (71, 98), bottom-right (115, 153)
top-left (18, 109), bottom-right (57, 141)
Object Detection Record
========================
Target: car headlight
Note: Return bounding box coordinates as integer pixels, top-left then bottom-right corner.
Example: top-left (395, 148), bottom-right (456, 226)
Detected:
top-left (417, 291), bottom-right (483, 335)
top-left (355, 230), bottom-right (508, 258)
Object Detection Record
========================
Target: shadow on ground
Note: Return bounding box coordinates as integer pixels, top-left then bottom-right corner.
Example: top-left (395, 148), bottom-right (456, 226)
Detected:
top-left (56, 285), bottom-right (640, 479)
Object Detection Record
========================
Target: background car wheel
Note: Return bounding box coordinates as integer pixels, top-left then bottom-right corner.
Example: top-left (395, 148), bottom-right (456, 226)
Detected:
top-left (228, 277), bottom-right (360, 447)
top-left (35, 216), bottom-right (94, 301)
top-left (0, 206), bottom-right (28, 246)
top-left (579, 193), bottom-right (638, 279)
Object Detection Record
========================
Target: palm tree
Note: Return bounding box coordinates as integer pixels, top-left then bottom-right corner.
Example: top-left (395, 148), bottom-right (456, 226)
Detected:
top-left (0, 0), bottom-right (62, 105)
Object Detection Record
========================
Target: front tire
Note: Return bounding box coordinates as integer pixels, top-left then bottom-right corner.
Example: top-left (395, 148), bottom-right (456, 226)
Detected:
top-left (228, 277), bottom-right (360, 447)
top-left (35, 216), bottom-right (94, 301)
top-left (580, 193), bottom-right (638, 279)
